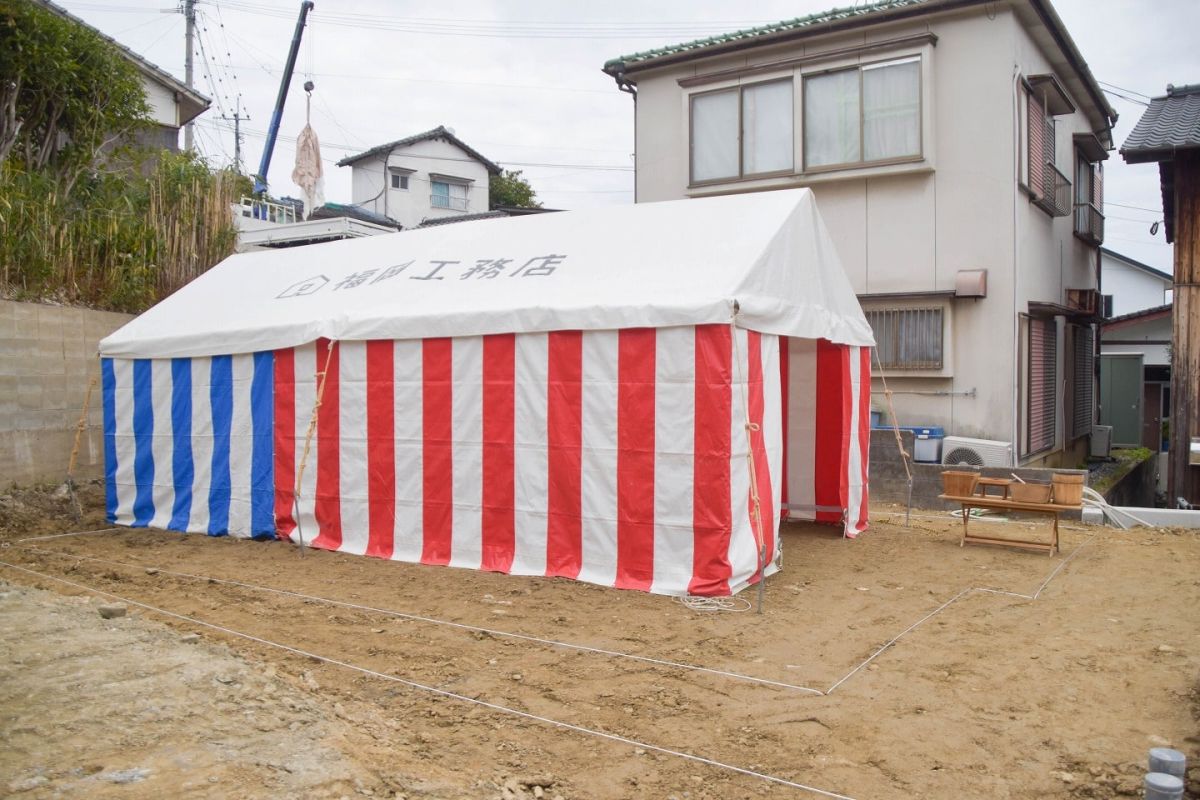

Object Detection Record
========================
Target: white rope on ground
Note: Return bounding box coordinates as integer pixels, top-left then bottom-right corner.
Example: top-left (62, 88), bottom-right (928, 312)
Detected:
top-left (677, 595), bottom-right (753, 613)
top-left (824, 529), bottom-right (1099, 693)
top-left (14, 543), bottom-right (824, 696)
top-left (825, 588), bottom-right (973, 694)
top-left (15, 518), bottom-right (1099, 703)
top-left (7, 526), bottom-right (120, 544)
top-left (0, 559), bottom-right (859, 800)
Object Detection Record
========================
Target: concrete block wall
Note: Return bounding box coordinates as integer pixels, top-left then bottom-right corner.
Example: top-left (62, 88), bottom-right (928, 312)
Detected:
top-left (1, 300), bottom-right (133, 486)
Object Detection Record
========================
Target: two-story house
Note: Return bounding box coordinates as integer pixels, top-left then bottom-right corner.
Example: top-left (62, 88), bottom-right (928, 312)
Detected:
top-left (336, 126), bottom-right (501, 230)
top-left (39, 0), bottom-right (210, 153)
top-left (603, 0), bottom-right (1117, 467)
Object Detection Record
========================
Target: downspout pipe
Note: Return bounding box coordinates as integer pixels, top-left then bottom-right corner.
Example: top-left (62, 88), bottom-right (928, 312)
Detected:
top-left (1012, 64), bottom-right (1022, 466)
top-left (254, 1), bottom-right (315, 195)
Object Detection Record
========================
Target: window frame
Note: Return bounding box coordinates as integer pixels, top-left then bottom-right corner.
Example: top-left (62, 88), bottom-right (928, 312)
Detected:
top-left (864, 306), bottom-right (944, 371)
top-left (801, 55), bottom-right (924, 174)
top-left (430, 178), bottom-right (469, 211)
top-left (688, 77), bottom-right (795, 187)
top-left (390, 173), bottom-right (409, 190)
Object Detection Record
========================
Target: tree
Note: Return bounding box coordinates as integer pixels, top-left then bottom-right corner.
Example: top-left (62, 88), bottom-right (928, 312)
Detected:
top-left (0, 0), bottom-right (150, 187)
top-left (489, 169), bottom-right (542, 209)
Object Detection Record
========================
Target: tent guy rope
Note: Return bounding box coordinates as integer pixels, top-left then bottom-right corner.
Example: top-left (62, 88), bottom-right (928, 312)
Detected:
top-left (290, 338), bottom-right (338, 556)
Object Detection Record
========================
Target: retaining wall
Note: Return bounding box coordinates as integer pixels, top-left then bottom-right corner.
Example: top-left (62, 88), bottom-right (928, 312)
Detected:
top-left (1, 300), bottom-right (133, 486)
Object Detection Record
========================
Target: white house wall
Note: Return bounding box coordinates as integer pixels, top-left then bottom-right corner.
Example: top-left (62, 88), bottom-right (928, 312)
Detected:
top-left (141, 78), bottom-right (178, 128)
top-left (1102, 315), bottom-right (1172, 366)
top-left (1101, 253), bottom-right (1172, 317)
top-left (628, 6), bottom-right (1104, 463)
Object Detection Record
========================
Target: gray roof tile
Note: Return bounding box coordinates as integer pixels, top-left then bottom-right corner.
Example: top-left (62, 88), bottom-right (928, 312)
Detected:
top-left (1121, 84), bottom-right (1200, 161)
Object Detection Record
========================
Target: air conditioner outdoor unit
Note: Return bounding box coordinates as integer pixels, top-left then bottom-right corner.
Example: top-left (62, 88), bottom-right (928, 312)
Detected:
top-left (941, 436), bottom-right (1014, 467)
top-left (1090, 425), bottom-right (1113, 459)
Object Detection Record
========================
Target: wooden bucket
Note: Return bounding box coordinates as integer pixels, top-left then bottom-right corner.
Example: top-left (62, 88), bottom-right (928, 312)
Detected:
top-left (1010, 481), bottom-right (1052, 504)
top-left (1051, 472), bottom-right (1085, 506)
top-left (942, 470), bottom-right (979, 498)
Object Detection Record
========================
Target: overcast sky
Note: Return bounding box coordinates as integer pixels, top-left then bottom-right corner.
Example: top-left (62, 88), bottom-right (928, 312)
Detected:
top-left (61, 0), bottom-right (1198, 271)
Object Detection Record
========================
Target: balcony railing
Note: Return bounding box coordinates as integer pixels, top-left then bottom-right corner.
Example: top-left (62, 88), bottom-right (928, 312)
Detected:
top-left (1033, 162), bottom-right (1072, 217)
top-left (239, 196), bottom-right (298, 224)
top-left (1073, 201), bottom-right (1105, 245)
top-left (431, 194), bottom-right (469, 211)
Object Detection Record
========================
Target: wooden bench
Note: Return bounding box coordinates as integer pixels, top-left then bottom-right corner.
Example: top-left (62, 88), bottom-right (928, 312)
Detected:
top-left (938, 494), bottom-right (1083, 556)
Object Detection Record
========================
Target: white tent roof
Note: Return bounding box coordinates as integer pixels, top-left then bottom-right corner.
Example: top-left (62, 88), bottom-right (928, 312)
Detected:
top-left (101, 189), bottom-right (873, 359)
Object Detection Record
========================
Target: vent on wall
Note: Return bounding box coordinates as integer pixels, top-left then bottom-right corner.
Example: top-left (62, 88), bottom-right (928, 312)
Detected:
top-left (941, 436), bottom-right (1014, 467)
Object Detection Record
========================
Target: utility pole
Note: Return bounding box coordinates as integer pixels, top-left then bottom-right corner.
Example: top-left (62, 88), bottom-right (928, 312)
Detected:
top-left (221, 97), bottom-right (249, 173)
top-left (183, 0), bottom-right (196, 151)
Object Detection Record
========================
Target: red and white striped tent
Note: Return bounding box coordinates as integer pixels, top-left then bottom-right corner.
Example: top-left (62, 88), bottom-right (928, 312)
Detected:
top-left (100, 190), bottom-right (874, 597)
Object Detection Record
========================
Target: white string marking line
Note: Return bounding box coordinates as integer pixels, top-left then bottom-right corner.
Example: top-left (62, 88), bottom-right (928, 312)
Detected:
top-left (8, 526), bottom-right (120, 544)
top-left (16, 544), bottom-right (824, 696)
top-left (824, 531), bottom-right (1098, 694)
top-left (0, 560), bottom-right (858, 800)
top-left (825, 588), bottom-right (973, 694)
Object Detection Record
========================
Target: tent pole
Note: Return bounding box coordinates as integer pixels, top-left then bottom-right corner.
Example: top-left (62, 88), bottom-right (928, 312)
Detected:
top-left (291, 340), bottom-right (338, 556)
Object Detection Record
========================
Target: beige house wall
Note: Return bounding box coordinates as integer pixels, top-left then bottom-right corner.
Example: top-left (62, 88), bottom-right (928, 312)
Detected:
top-left (1, 301), bottom-right (133, 487)
top-left (627, 5), bottom-right (1103, 466)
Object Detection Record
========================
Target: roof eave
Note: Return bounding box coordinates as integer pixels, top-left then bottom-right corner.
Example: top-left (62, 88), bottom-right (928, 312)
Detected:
top-left (604, 0), bottom-right (982, 79)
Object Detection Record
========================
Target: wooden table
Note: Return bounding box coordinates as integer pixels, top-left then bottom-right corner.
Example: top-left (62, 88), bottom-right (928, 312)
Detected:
top-left (975, 477), bottom-right (1013, 500)
top-left (938, 494), bottom-right (1083, 556)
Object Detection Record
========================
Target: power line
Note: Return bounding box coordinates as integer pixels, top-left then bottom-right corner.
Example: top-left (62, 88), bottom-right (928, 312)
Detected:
top-left (197, 120), bottom-right (635, 171)
top-left (1098, 80), bottom-right (1151, 100)
top-left (1102, 88), bottom-right (1148, 107)
top-left (208, 2), bottom-right (779, 40)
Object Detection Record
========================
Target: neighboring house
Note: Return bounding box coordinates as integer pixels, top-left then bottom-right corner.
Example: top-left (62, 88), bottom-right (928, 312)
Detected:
top-left (1100, 305), bottom-right (1171, 451)
top-left (1100, 248), bottom-right (1173, 317)
top-left (38, 0), bottom-right (210, 152)
top-left (602, 0), bottom-right (1118, 467)
top-left (1120, 82), bottom-right (1200, 504)
top-left (336, 126), bottom-right (502, 230)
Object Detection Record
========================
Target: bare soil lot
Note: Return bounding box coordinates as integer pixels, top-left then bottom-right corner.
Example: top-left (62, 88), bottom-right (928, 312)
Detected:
top-left (1, 487), bottom-right (1198, 799)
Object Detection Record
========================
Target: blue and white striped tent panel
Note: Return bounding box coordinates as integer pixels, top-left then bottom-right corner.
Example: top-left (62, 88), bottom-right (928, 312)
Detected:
top-left (101, 353), bottom-right (276, 539)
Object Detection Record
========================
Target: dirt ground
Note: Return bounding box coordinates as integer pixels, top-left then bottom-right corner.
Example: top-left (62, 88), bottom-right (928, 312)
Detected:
top-left (1, 485), bottom-right (1198, 799)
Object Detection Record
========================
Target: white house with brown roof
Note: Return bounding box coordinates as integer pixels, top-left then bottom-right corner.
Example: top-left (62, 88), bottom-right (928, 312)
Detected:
top-left (336, 126), bottom-right (502, 230)
top-left (603, 0), bottom-right (1118, 467)
top-left (38, 0), bottom-right (210, 152)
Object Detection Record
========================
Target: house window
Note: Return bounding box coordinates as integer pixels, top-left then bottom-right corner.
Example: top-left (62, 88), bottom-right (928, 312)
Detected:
top-left (803, 57), bottom-right (921, 170)
top-left (690, 78), bottom-right (793, 183)
top-left (391, 173), bottom-right (409, 190)
top-left (431, 180), bottom-right (468, 211)
top-left (1028, 318), bottom-right (1057, 454)
top-left (1101, 294), bottom-right (1113, 318)
top-left (865, 307), bottom-right (943, 369)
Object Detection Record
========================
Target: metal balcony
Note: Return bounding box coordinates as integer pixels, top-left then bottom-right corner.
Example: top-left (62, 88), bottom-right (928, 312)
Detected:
top-left (1073, 201), bottom-right (1104, 245)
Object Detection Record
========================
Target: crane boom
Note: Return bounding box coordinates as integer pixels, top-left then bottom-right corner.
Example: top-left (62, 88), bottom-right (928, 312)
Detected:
top-left (253, 0), bottom-right (315, 195)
